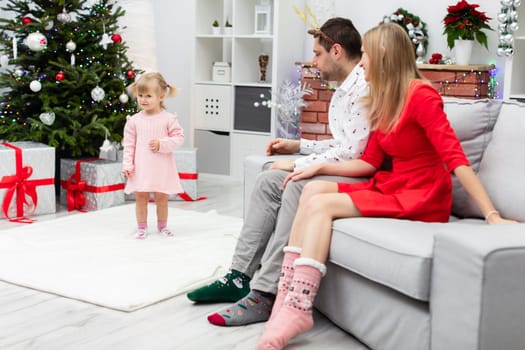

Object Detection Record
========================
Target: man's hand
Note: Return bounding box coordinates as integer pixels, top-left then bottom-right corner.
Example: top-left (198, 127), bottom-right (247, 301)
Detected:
top-left (266, 138), bottom-right (300, 155)
top-left (269, 159), bottom-right (295, 171)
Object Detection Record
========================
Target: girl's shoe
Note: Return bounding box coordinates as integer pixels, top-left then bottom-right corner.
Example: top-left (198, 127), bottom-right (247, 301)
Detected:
top-left (135, 228), bottom-right (147, 240)
top-left (159, 228), bottom-right (174, 237)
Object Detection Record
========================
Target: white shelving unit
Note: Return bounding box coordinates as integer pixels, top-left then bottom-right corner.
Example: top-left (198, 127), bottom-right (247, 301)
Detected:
top-left (191, 0), bottom-right (304, 178)
top-left (504, 5), bottom-right (525, 100)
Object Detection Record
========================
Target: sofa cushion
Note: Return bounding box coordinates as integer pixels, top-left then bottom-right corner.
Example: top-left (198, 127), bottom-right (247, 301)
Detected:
top-left (329, 217), bottom-right (484, 301)
top-left (472, 100), bottom-right (525, 222)
top-left (443, 98), bottom-right (502, 218)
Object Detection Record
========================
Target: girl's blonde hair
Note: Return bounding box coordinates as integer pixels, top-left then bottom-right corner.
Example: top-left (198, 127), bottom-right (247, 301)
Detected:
top-left (127, 72), bottom-right (177, 110)
top-left (361, 23), bottom-right (423, 132)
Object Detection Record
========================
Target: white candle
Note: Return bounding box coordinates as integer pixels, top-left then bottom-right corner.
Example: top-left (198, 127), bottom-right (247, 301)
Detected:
top-left (12, 36), bottom-right (17, 59)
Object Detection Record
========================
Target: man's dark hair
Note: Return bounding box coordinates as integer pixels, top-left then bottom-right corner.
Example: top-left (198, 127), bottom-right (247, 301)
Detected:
top-left (308, 17), bottom-right (362, 60)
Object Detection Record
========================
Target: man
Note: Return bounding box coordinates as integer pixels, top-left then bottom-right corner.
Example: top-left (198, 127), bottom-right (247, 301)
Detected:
top-left (187, 17), bottom-right (369, 327)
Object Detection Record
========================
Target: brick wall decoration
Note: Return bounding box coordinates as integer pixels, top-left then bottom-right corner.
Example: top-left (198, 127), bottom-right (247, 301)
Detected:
top-left (417, 64), bottom-right (496, 99)
top-left (298, 63), bottom-right (334, 140)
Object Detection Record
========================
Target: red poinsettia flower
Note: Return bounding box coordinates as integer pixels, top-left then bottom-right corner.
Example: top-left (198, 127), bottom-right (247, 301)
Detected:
top-left (443, 0), bottom-right (492, 49)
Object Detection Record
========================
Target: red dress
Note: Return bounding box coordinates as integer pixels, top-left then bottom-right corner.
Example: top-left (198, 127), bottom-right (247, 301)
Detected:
top-left (338, 80), bottom-right (469, 222)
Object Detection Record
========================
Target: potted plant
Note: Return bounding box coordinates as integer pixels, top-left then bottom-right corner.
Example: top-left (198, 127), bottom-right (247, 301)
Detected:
top-left (224, 17), bottom-right (233, 36)
top-left (211, 19), bottom-right (221, 35)
top-left (443, 0), bottom-right (492, 65)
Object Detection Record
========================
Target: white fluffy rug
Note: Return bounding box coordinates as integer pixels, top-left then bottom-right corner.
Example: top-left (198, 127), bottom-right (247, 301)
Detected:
top-left (0, 204), bottom-right (241, 312)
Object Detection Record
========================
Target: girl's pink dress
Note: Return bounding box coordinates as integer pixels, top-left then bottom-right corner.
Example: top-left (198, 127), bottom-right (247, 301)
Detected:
top-left (121, 110), bottom-right (185, 194)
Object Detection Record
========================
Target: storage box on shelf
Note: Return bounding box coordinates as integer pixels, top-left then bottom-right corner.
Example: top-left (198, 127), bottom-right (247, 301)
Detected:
top-left (192, 0), bottom-right (304, 179)
top-left (417, 64), bottom-right (495, 99)
top-left (0, 141), bottom-right (56, 221)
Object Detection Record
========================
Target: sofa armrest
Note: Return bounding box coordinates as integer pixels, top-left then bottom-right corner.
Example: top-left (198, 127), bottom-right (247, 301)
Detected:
top-left (243, 154), bottom-right (300, 220)
top-left (431, 224), bottom-right (525, 350)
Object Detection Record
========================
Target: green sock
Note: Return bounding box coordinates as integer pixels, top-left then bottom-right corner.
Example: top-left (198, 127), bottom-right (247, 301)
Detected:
top-left (187, 269), bottom-right (251, 303)
top-left (207, 290), bottom-right (275, 326)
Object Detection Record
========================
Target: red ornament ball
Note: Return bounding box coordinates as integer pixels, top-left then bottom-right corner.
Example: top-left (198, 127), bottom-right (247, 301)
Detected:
top-left (22, 17), bottom-right (33, 25)
top-left (111, 33), bottom-right (122, 43)
top-left (126, 69), bottom-right (135, 79)
top-left (55, 71), bottom-right (65, 81)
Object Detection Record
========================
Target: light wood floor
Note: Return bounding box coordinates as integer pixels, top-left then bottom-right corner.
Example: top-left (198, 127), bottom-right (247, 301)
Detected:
top-left (0, 174), bottom-right (369, 350)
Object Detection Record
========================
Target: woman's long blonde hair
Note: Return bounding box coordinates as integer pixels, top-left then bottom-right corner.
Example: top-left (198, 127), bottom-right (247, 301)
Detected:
top-left (127, 72), bottom-right (177, 110)
top-left (362, 23), bottom-right (423, 132)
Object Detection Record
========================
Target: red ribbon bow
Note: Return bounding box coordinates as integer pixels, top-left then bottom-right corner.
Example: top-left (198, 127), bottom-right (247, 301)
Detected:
top-left (60, 158), bottom-right (98, 212)
top-left (60, 158), bottom-right (125, 211)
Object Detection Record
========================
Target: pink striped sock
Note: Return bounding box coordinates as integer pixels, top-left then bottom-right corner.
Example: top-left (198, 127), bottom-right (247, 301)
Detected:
top-left (138, 222), bottom-right (147, 230)
top-left (157, 220), bottom-right (167, 230)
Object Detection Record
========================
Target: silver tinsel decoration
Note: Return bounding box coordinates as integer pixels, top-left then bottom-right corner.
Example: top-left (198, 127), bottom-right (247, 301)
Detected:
top-left (498, 0), bottom-right (521, 56)
top-left (254, 80), bottom-right (313, 140)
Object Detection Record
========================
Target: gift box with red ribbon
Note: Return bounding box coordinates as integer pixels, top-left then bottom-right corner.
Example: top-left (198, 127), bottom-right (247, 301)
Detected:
top-left (124, 147), bottom-right (203, 201)
top-left (60, 158), bottom-right (125, 211)
top-left (171, 147), bottom-right (200, 201)
top-left (0, 141), bottom-right (56, 223)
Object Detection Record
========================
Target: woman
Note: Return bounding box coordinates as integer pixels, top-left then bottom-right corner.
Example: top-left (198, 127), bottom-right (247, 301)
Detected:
top-left (256, 22), bottom-right (517, 350)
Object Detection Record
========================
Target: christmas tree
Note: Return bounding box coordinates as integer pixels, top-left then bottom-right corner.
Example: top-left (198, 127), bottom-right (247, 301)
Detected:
top-left (0, 0), bottom-right (140, 158)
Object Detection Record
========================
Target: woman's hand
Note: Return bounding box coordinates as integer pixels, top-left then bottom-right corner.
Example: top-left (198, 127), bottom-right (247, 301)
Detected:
top-left (486, 211), bottom-right (519, 224)
top-left (282, 164), bottom-right (321, 189)
top-left (122, 170), bottom-right (132, 179)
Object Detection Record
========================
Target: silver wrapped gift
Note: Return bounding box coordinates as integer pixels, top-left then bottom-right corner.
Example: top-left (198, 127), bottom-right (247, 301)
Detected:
top-left (0, 141), bottom-right (56, 221)
top-left (60, 158), bottom-right (125, 211)
top-left (171, 147), bottom-right (199, 201)
top-left (124, 147), bottom-right (200, 201)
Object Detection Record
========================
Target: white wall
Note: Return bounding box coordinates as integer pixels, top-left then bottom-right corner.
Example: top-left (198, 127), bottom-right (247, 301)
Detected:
top-left (153, 0), bottom-right (195, 147)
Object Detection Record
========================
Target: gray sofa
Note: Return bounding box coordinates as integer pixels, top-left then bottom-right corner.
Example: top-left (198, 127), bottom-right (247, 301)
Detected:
top-left (243, 97), bottom-right (525, 350)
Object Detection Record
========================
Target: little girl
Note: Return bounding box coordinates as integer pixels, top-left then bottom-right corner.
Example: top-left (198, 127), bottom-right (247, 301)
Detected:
top-left (121, 72), bottom-right (185, 239)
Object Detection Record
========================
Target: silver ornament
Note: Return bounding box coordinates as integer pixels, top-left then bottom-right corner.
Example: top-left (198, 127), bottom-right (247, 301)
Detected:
top-left (44, 19), bottom-right (54, 30)
top-left (514, 0), bottom-right (522, 7)
top-left (91, 85), bottom-right (105, 102)
top-left (509, 22), bottom-right (520, 32)
top-left (39, 112), bottom-right (55, 125)
top-left (118, 93), bottom-right (129, 103)
top-left (497, 47), bottom-right (506, 56)
top-left (501, 0), bottom-right (512, 6)
top-left (66, 40), bottom-right (76, 52)
top-left (25, 32), bottom-right (47, 51)
top-left (498, 12), bottom-right (509, 23)
top-left (29, 80), bottom-right (41, 92)
top-left (57, 9), bottom-right (71, 23)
